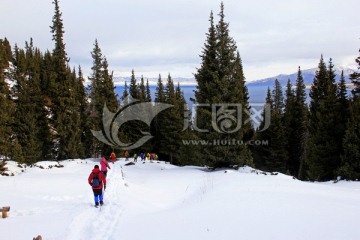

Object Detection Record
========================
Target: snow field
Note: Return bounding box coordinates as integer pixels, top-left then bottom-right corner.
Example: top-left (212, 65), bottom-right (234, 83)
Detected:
top-left (0, 159), bottom-right (359, 240)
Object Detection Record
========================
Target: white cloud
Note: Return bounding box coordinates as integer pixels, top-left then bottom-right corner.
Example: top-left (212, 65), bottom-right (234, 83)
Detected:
top-left (1, 0), bottom-right (359, 82)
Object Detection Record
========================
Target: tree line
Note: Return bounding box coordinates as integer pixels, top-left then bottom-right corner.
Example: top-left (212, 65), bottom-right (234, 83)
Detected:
top-left (0, 1), bottom-right (359, 181)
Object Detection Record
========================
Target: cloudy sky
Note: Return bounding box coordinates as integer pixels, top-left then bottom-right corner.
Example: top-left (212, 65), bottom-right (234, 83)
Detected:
top-left (1, 0), bottom-right (359, 81)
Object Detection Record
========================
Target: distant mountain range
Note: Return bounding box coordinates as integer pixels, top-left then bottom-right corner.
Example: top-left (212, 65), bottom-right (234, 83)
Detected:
top-left (246, 66), bottom-right (355, 88)
top-left (111, 66), bottom-right (356, 88)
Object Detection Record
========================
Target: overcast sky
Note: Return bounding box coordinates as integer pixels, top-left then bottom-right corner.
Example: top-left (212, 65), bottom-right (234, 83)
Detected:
top-left (1, 0), bottom-right (359, 81)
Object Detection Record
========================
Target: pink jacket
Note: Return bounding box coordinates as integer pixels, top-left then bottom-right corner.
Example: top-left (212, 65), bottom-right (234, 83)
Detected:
top-left (100, 157), bottom-right (111, 171)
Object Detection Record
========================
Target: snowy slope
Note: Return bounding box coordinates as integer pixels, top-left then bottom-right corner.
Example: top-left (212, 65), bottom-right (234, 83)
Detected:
top-left (0, 159), bottom-right (359, 240)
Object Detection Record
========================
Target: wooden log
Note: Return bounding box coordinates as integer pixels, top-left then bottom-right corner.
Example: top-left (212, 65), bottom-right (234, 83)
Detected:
top-left (1, 206), bottom-right (10, 218)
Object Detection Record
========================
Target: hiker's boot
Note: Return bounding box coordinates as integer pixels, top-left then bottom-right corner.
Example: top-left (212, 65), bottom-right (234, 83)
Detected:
top-left (100, 200), bottom-right (104, 206)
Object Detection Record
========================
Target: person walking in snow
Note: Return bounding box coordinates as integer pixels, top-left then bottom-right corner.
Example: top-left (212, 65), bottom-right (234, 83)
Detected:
top-left (134, 153), bottom-right (138, 162)
top-left (110, 152), bottom-right (116, 164)
top-left (139, 152), bottom-right (144, 161)
top-left (100, 156), bottom-right (111, 178)
top-left (88, 165), bottom-right (107, 207)
top-left (124, 151), bottom-right (129, 161)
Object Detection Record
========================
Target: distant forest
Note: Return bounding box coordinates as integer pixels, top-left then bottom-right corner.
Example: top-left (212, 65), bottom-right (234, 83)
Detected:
top-left (1, 1), bottom-right (359, 181)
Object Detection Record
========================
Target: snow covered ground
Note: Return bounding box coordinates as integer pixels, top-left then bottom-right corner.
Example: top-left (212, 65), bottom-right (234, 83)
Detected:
top-left (0, 158), bottom-right (359, 240)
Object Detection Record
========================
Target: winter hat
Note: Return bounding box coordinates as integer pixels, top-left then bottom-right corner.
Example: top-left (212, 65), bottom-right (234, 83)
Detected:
top-left (94, 165), bottom-right (99, 169)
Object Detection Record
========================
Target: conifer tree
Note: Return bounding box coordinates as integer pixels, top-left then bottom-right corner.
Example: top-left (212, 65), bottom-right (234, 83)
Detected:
top-left (256, 84), bottom-right (287, 173)
top-left (157, 74), bottom-right (184, 163)
top-left (349, 48), bottom-right (360, 98)
top-left (193, 3), bottom-right (253, 168)
top-left (139, 75), bottom-right (146, 101)
top-left (338, 49), bottom-right (360, 179)
top-left (146, 79), bottom-right (152, 102)
top-left (0, 39), bottom-right (15, 160)
top-left (76, 66), bottom-right (91, 158)
top-left (155, 74), bottom-right (165, 102)
top-left (308, 58), bottom-right (343, 180)
top-left (122, 81), bottom-right (129, 103)
top-left (292, 67), bottom-right (308, 179)
top-left (88, 40), bottom-right (119, 156)
top-left (152, 75), bottom-right (166, 154)
top-left (129, 69), bottom-right (139, 99)
top-left (12, 41), bottom-right (49, 164)
top-left (50, 0), bottom-right (82, 160)
top-left (338, 99), bottom-right (360, 180)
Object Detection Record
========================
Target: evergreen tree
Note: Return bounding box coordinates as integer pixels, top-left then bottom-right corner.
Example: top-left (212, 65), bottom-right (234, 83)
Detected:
top-left (122, 81), bottom-right (129, 103)
top-left (12, 41), bottom-right (49, 164)
top-left (272, 79), bottom-right (284, 113)
top-left (129, 69), bottom-right (139, 99)
top-left (338, 49), bottom-right (360, 180)
top-left (193, 3), bottom-right (252, 168)
top-left (256, 85), bottom-right (287, 173)
top-left (139, 75), bottom-right (146, 101)
top-left (157, 75), bottom-right (185, 163)
top-left (76, 66), bottom-right (91, 158)
top-left (349, 48), bottom-right (360, 98)
top-left (293, 67), bottom-right (308, 179)
top-left (338, 99), bottom-right (360, 180)
top-left (146, 79), bottom-right (152, 102)
top-left (88, 40), bottom-right (119, 157)
top-left (307, 58), bottom-right (343, 180)
top-left (0, 39), bottom-right (15, 160)
top-left (50, 0), bottom-right (82, 160)
top-left (155, 74), bottom-right (165, 102)
top-left (153, 75), bottom-right (166, 154)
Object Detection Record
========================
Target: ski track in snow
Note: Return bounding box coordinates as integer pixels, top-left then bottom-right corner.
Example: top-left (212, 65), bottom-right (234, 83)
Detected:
top-left (66, 162), bottom-right (125, 240)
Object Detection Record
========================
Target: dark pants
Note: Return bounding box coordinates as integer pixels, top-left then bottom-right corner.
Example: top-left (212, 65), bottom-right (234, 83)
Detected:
top-left (93, 189), bottom-right (103, 204)
top-left (102, 170), bottom-right (108, 178)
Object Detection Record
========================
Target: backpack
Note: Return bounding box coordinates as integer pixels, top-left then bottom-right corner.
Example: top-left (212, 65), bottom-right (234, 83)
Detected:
top-left (92, 173), bottom-right (101, 187)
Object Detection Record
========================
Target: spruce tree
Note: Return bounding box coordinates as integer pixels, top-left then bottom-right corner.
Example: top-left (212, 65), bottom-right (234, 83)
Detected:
top-left (76, 66), bottom-right (91, 158)
top-left (349, 48), bottom-right (360, 98)
top-left (88, 40), bottom-right (119, 157)
top-left (12, 41), bottom-right (48, 164)
top-left (338, 99), bottom-right (360, 180)
top-left (256, 84), bottom-right (287, 173)
top-left (139, 75), bottom-right (146, 101)
top-left (146, 79), bottom-right (152, 102)
top-left (157, 74), bottom-right (184, 163)
top-left (129, 69), bottom-right (139, 99)
top-left (338, 49), bottom-right (360, 180)
top-left (153, 75), bottom-right (166, 154)
top-left (155, 74), bottom-right (165, 102)
top-left (308, 58), bottom-right (343, 180)
top-left (50, 0), bottom-right (82, 160)
top-left (193, 4), bottom-right (253, 168)
top-left (0, 39), bottom-right (15, 160)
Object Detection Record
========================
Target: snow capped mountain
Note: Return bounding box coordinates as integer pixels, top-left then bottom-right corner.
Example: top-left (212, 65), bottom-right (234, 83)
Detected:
top-left (110, 66), bottom-right (356, 88)
top-left (112, 75), bottom-right (197, 86)
top-left (246, 66), bottom-right (356, 87)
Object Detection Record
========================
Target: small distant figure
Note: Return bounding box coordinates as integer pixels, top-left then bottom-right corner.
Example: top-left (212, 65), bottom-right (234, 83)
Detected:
top-left (155, 154), bottom-right (159, 160)
top-left (146, 153), bottom-right (150, 161)
top-left (139, 152), bottom-right (145, 161)
top-left (150, 153), bottom-right (155, 160)
top-left (124, 151), bottom-right (129, 161)
top-left (88, 165), bottom-right (107, 207)
top-left (100, 156), bottom-right (111, 178)
top-left (110, 152), bottom-right (116, 164)
top-left (134, 153), bottom-right (138, 162)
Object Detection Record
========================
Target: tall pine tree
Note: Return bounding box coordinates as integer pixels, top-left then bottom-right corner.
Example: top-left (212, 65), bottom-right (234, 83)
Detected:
top-left (193, 3), bottom-right (253, 168)
top-left (88, 40), bottom-right (119, 157)
top-left (50, 0), bottom-right (82, 160)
